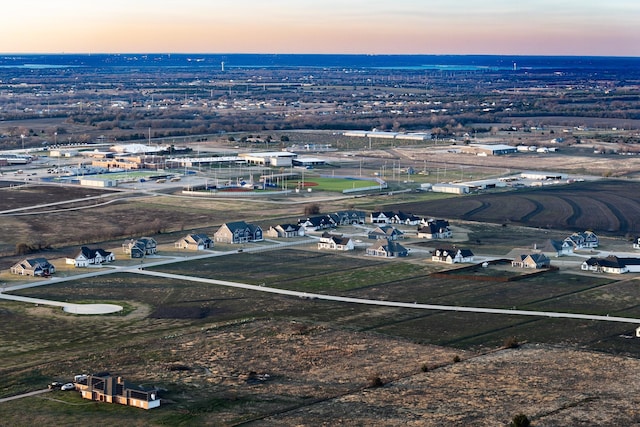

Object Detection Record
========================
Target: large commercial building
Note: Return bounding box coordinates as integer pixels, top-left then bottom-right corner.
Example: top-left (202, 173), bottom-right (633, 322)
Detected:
top-left (460, 144), bottom-right (517, 156)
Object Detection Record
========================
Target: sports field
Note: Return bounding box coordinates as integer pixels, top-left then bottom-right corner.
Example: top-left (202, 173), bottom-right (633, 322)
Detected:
top-left (286, 176), bottom-right (383, 192)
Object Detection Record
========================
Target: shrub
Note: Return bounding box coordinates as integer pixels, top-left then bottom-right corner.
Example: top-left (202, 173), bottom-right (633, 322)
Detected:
top-left (367, 375), bottom-right (384, 388)
top-left (509, 413), bottom-right (531, 427)
top-left (504, 336), bottom-right (520, 349)
top-left (304, 203), bottom-right (321, 216)
top-left (453, 355), bottom-right (461, 363)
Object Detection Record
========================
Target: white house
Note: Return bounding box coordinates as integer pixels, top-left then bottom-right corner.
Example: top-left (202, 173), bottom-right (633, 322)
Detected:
top-left (318, 233), bottom-right (354, 251)
top-left (581, 256), bottom-right (640, 274)
top-left (431, 248), bottom-right (474, 264)
top-left (66, 247), bottom-right (115, 267)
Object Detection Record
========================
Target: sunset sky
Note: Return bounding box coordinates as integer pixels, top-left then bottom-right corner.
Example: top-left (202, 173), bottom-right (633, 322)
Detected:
top-left (2, 0), bottom-right (639, 56)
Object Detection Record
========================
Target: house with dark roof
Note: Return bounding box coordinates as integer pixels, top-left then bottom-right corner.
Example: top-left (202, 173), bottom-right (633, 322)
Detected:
top-left (174, 234), bottom-right (213, 250)
top-left (298, 215), bottom-right (337, 231)
top-left (535, 239), bottom-right (574, 257)
top-left (366, 240), bottom-right (409, 257)
top-left (417, 219), bottom-right (452, 239)
top-left (334, 210), bottom-right (366, 225)
top-left (122, 237), bottom-right (157, 258)
top-left (266, 224), bottom-right (304, 238)
top-left (66, 246), bottom-right (115, 267)
top-left (75, 374), bottom-right (160, 410)
top-left (431, 248), bottom-right (474, 264)
top-left (391, 211), bottom-right (421, 225)
top-left (214, 221), bottom-right (263, 244)
top-left (318, 232), bottom-right (354, 251)
top-left (564, 231), bottom-right (599, 249)
top-left (370, 211), bottom-right (395, 224)
top-left (581, 255), bottom-right (640, 274)
top-left (10, 258), bottom-right (56, 276)
top-left (368, 225), bottom-right (404, 241)
top-left (511, 253), bottom-right (551, 269)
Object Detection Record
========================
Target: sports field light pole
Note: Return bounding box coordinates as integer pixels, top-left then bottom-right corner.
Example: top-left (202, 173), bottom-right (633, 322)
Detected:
top-left (20, 134), bottom-right (25, 151)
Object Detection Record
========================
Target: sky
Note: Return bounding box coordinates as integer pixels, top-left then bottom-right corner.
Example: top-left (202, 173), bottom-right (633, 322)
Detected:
top-left (1, 0), bottom-right (639, 56)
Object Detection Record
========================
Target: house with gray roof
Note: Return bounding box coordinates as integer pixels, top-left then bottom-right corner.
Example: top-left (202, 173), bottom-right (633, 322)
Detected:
top-left (417, 219), bottom-right (452, 239)
top-left (511, 253), bottom-right (551, 269)
top-left (122, 237), bottom-right (157, 258)
top-left (535, 239), bottom-right (574, 257)
top-left (266, 224), bottom-right (304, 238)
top-left (368, 225), bottom-right (404, 241)
top-left (214, 221), bottom-right (263, 244)
top-left (10, 258), bottom-right (56, 276)
top-left (581, 255), bottom-right (640, 274)
top-left (174, 234), bottom-right (213, 250)
top-left (318, 232), bottom-right (354, 251)
top-left (564, 231), bottom-right (598, 249)
top-left (432, 248), bottom-right (474, 264)
top-left (366, 240), bottom-right (409, 258)
top-left (66, 246), bottom-right (115, 267)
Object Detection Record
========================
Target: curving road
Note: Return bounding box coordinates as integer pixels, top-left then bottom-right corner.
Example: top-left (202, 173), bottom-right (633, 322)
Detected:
top-left (2, 238), bottom-right (640, 324)
top-left (131, 269), bottom-right (640, 325)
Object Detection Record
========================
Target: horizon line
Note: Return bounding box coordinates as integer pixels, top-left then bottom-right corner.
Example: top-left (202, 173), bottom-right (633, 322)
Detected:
top-left (1, 52), bottom-right (640, 59)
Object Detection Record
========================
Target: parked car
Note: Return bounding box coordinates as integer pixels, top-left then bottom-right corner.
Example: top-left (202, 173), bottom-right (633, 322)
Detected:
top-left (60, 383), bottom-right (75, 391)
top-left (48, 381), bottom-right (63, 390)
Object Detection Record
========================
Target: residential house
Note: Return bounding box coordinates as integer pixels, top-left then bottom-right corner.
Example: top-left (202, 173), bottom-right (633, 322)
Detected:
top-left (511, 253), bottom-right (551, 269)
top-left (214, 221), bottom-right (263, 244)
top-left (581, 256), bottom-right (640, 274)
top-left (417, 219), bottom-right (452, 239)
top-left (366, 240), bottom-right (409, 257)
top-left (122, 237), bottom-right (157, 258)
top-left (298, 215), bottom-right (337, 232)
top-left (10, 258), bottom-right (56, 276)
top-left (370, 211), bottom-right (395, 224)
top-left (266, 224), bottom-right (304, 238)
top-left (432, 248), bottom-right (475, 264)
top-left (535, 239), bottom-right (574, 257)
top-left (66, 246), bottom-right (115, 267)
top-left (334, 210), bottom-right (366, 225)
top-left (391, 211), bottom-right (421, 225)
top-left (368, 225), bottom-right (404, 241)
top-left (318, 232), bottom-right (354, 251)
top-left (564, 231), bottom-right (599, 249)
top-left (75, 374), bottom-right (160, 410)
top-left (174, 234), bottom-right (213, 250)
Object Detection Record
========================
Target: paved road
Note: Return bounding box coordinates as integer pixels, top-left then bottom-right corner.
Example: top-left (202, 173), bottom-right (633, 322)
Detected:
top-left (132, 269), bottom-right (640, 325)
top-left (0, 239), bottom-right (314, 314)
top-left (2, 237), bottom-right (640, 324)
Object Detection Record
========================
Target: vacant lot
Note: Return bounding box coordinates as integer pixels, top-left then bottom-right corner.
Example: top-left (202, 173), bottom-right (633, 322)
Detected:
top-left (3, 242), bottom-right (640, 425)
top-left (389, 180), bottom-right (640, 236)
